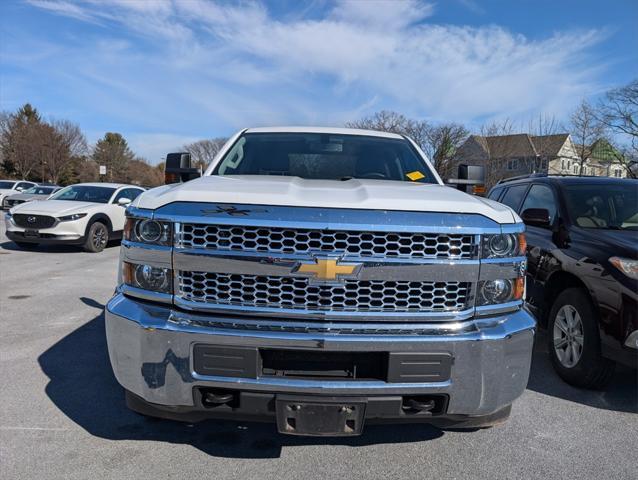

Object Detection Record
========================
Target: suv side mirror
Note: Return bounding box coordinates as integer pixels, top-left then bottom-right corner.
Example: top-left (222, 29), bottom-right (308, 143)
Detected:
top-left (447, 164), bottom-right (486, 195)
top-left (165, 152), bottom-right (201, 184)
top-left (16, 187), bottom-right (23, 192)
top-left (521, 208), bottom-right (551, 228)
top-left (118, 197), bottom-right (132, 206)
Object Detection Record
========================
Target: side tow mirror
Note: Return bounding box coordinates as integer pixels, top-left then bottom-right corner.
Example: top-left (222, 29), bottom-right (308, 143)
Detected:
top-left (165, 152), bottom-right (201, 184)
top-left (521, 208), bottom-right (551, 228)
top-left (447, 164), bottom-right (486, 195)
top-left (118, 197), bottom-right (132, 206)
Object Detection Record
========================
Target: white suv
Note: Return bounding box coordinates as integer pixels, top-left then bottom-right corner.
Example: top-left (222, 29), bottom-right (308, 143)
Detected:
top-left (0, 180), bottom-right (38, 207)
top-left (5, 183), bottom-right (145, 252)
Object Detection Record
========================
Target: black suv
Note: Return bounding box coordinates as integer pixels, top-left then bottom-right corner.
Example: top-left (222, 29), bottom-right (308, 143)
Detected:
top-left (488, 175), bottom-right (637, 388)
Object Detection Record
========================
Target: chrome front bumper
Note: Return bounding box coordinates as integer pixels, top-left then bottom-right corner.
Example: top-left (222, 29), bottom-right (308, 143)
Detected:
top-left (105, 293), bottom-right (536, 416)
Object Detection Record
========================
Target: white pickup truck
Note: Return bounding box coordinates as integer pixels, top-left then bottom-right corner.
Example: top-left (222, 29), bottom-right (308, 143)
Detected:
top-left (105, 127), bottom-right (535, 436)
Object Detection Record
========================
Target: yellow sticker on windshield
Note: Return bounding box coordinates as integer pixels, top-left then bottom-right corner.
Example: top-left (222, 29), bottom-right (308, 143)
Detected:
top-left (406, 171), bottom-right (425, 181)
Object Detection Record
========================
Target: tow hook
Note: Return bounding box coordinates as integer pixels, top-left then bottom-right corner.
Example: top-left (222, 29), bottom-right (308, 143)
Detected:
top-left (402, 397), bottom-right (436, 414)
top-left (202, 390), bottom-right (235, 407)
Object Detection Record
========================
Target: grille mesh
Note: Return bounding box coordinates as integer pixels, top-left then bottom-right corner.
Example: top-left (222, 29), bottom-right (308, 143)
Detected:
top-left (177, 271), bottom-right (471, 313)
top-left (12, 214), bottom-right (56, 229)
top-left (179, 224), bottom-right (475, 259)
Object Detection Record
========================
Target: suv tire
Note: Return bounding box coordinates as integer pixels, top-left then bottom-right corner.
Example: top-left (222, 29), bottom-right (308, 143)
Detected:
top-left (83, 221), bottom-right (109, 253)
top-left (547, 288), bottom-right (615, 389)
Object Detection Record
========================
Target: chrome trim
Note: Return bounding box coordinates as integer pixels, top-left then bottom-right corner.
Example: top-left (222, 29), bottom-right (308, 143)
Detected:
top-left (479, 257), bottom-right (527, 280)
top-left (121, 240), bottom-right (172, 267)
top-left (168, 310), bottom-right (482, 334)
top-left (173, 249), bottom-right (480, 282)
top-left (105, 293), bottom-right (536, 412)
top-left (120, 285), bottom-right (172, 304)
top-left (475, 300), bottom-right (524, 317)
top-left (172, 297), bottom-right (476, 322)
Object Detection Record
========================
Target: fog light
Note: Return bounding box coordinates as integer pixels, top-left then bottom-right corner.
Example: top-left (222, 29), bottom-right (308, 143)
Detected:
top-left (123, 262), bottom-right (172, 294)
top-left (478, 279), bottom-right (513, 305)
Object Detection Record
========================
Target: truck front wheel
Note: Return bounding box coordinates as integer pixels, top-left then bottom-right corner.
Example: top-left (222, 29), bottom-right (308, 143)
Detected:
top-left (547, 288), bottom-right (615, 389)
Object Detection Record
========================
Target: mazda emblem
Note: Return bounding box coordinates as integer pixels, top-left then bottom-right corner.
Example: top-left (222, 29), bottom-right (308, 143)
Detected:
top-left (27, 216), bottom-right (36, 223)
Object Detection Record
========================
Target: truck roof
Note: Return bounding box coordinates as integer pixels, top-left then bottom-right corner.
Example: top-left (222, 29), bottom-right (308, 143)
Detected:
top-left (244, 126), bottom-right (405, 140)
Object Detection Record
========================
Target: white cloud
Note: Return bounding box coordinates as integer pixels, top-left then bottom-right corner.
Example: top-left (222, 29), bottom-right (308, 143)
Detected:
top-left (15, 0), bottom-right (609, 160)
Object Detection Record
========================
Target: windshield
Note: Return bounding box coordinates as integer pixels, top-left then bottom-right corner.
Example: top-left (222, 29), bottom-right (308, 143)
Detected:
top-left (0, 181), bottom-right (16, 189)
top-left (23, 186), bottom-right (55, 195)
top-left (564, 183), bottom-right (638, 230)
top-left (49, 185), bottom-right (116, 203)
top-left (212, 133), bottom-right (437, 183)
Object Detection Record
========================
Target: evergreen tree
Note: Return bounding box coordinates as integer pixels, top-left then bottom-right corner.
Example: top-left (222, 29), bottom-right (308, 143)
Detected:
top-left (92, 132), bottom-right (135, 182)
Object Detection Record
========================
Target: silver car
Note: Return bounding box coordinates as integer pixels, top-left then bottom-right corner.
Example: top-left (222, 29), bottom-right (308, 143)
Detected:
top-left (2, 185), bottom-right (60, 210)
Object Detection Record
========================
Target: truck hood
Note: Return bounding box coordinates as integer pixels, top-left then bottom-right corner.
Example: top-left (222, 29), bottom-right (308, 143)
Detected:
top-left (136, 176), bottom-right (518, 224)
top-left (10, 200), bottom-right (103, 216)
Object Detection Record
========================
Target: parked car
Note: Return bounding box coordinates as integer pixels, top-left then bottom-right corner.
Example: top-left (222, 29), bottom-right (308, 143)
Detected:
top-left (2, 185), bottom-right (61, 210)
top-left (0, 179), bottom-right (38, 207)
top-left (488, 174), bottom-right (637, 388)
top-left (5, 183), bottom-right (145, 252)
top-left (105, 127), bottom-right (536, 436)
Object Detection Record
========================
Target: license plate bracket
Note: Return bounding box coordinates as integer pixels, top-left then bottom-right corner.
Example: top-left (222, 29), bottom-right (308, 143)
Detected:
top-left (24, 229), bottom-right (40, 238)
top-left (275, 395), bottom-right (366, 436)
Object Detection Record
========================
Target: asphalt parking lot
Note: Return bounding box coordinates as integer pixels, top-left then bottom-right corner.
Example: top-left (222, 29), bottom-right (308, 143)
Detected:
top-left (0, 215), bottom-right (636, 480)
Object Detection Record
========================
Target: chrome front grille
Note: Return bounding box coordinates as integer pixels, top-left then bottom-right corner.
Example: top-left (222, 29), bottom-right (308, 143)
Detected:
top-left (177, 271), bottom-right (471, 313)
top-left (178, 224), bottom-right (475, 259)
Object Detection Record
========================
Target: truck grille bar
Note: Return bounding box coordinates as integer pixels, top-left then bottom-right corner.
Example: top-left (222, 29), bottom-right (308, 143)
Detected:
top-left (177, 271), bottom-right (471, 313)
top-left (179, 224), bottom-right (475, 260)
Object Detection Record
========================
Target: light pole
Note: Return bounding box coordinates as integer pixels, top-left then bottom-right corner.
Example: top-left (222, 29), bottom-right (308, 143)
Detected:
top-left (42, 143), bottom-right (49, 183)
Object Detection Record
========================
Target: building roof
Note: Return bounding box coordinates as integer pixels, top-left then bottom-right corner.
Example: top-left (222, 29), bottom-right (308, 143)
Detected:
top-left (468, 133), bottom-right (537, 158)
top-left (531, 134), bottom-right (570, 157)
top-left (465, 133), bottom-right (570, 159)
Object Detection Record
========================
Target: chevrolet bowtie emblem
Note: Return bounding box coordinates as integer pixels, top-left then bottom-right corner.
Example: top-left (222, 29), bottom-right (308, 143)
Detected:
top-left (294, 257), bottom-right (362, 283)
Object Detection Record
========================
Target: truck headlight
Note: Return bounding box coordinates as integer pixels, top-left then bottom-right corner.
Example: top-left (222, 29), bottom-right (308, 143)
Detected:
top-left (123, 262), bottom-right (172, 294)
top-left (476, 277), bottom-right (525, 306)
top-left (124, 217), bottom-right (172, 245)
top-left (482, 233), bottom-right (526, 258)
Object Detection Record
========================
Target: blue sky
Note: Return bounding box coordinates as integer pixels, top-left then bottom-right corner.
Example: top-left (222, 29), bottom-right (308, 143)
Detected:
top-left (1, 0), bottom-right (637, 163)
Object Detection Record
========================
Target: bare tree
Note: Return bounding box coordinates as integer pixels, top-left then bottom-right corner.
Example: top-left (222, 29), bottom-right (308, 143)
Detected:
top-left (183, 138), bottom-right (228, 171)
top-left (569, 99), bottom-right (606, 174)
top-left (479, 118), bottom-right (515, 137)
top-left (527, 113), bottom-right (564, 136)
top-left (423, 123), bottom-right (469, 178)
top-left (346, 110), bottom-right (430, 150)
top-left (596, 79), bottom-right (638, 157)
top-left (126, 158), bottom-right (164, 187)
top-left (41, 120), bottom-right (88, 184)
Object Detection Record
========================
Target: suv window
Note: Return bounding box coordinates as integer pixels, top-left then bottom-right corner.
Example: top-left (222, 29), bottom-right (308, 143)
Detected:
top-left (499, 184), bottom-right (528, 211)
top-left (520, 184), bottom-right (557, 224)
top-left (17, 182), bottom-right (34, 190)
top-left (113, 188), bottom-right (143, 203)
top-left (487, 188), bottom-right (503, 201)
